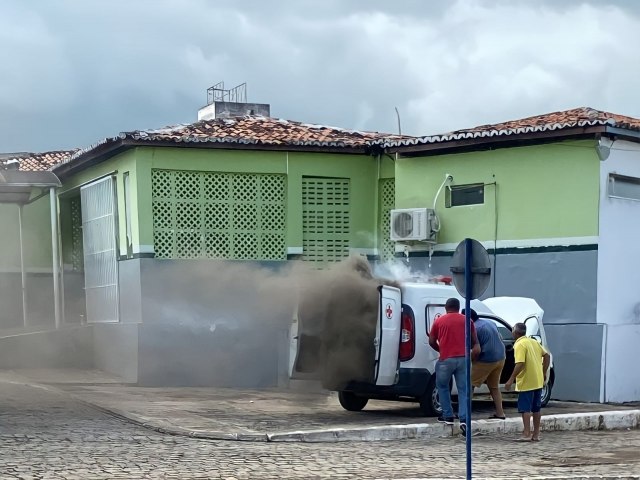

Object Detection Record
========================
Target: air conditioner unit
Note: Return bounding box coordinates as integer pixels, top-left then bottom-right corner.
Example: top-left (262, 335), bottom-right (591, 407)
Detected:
top-left (390, 208), bottom-right (438, 243)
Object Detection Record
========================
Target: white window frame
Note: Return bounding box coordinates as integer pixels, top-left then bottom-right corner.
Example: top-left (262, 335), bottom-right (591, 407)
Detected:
top-left (608, 173), bottom-right (640, 202)
top-left (446, 183), bottom-right (485, 208)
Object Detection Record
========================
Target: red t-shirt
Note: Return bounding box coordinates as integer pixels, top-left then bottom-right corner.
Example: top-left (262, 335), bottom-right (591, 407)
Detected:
top-left (430, 312), bottom-right (476, 360)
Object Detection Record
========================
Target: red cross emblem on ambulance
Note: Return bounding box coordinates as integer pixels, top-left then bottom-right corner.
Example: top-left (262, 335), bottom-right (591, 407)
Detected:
top-left (385, 304), bottom-right (393, 319)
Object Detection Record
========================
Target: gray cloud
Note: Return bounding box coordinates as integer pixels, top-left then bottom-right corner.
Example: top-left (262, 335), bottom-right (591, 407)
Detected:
top-left (1, 0), bottom-right (639, 151)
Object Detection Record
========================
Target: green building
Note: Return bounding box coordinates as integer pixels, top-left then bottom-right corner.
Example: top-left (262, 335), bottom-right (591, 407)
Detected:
top-left (383, 107), bottom-right (640, 403)
top-left (3, 106), bottom-right (640, 404)
top-left (0, 111), bottom-right (402, 386)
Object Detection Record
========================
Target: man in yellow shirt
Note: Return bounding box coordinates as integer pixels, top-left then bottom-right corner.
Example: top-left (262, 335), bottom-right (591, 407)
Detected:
top-left (505, 322), bottom-right (550, 442)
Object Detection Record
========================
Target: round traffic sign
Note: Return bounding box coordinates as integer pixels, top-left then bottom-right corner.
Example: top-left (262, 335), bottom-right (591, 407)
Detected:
top-left (450, 238), bottom-right (492, 300)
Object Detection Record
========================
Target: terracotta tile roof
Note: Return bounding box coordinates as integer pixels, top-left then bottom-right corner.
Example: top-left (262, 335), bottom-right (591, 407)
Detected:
top-left (380, 107), bottom-right (640, 148)
top-left (126, 116), bottom-right (409, 147)
top-left (0, 150), bottom-right (78, 172)
top-left (55, 116), bottom-right (411, 174)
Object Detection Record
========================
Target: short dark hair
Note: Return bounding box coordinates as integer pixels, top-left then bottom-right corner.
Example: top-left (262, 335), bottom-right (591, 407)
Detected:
top-left (445, 298), bottom-right (460, 312)
top-left (462, 308), bottom-right (479, 321)
top-left (513, 323), bottom-right (527, 337)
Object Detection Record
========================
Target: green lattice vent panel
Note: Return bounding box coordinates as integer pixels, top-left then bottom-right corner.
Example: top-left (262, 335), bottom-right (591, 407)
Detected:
top-left (152, 170), bottom-right (286, 260)
top-left (302, 177), bottom-right (350, 265)
top-left (70, 196), bottom-right (84, 272)
top-left (379, 178), bottom-right (395, 261)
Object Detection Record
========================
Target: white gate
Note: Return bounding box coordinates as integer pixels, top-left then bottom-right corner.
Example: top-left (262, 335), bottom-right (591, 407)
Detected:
top-left (81, 176), bottom-right (119, 323)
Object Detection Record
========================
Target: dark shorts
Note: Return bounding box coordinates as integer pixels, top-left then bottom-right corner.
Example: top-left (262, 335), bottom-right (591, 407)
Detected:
top-left (517, 388), bottom-right (542, 413)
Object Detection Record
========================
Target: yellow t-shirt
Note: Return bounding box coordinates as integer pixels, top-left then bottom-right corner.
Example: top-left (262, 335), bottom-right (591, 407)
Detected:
top-left (514, 336), bottom-right (548, 392)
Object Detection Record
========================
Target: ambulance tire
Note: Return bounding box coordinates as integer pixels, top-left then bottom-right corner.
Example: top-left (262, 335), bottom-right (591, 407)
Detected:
top-left (338, 391), bottom-right (369, 411)
top-left (419, 378), bottom-right (442, 417)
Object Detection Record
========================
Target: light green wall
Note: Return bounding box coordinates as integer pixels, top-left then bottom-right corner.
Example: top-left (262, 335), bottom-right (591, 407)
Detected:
top-left (379, 155), bottom-right (395, 179)
top-left (135, 147), bottom-right (381, 252)
top-left (0, 196), bottom-right (52, 271)
top-left (287, 151), bottom-right (379, 249)
top-left (0, 145), bottom-right (388, 269)
top-left (395, 140), bottom-right (600, 244)
top-left (59, 150), bottom-right (138, 257)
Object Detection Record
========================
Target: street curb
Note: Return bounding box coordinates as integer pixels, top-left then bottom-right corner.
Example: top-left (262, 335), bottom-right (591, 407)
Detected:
top-left (59, 394), bottom-right (640, 443)
top-left (5, 377), bottom-right (640, 443)
top-left (267, 410), bottom-right (640, 442)
top-left (398, 477), bottom-right (640, 480)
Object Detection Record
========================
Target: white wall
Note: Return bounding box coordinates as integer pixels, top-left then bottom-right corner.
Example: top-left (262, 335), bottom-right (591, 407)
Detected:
top-left (604, 324), bottom-right (640, 402)
top-left (597, 139), bottom-right (640, 402)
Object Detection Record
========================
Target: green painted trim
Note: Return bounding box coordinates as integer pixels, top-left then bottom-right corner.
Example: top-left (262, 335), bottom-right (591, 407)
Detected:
top-left (396, 243), bottom-right (599, 258)
top-left (119, 253), bottom-right (155, 261)
top-left (492, 244), bottom-right (598, 255)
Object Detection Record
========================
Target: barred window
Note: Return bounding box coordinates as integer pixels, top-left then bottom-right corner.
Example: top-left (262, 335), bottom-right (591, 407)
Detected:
top-left (302, 177), bottom-right (350, 265)
top-left (379, 178), bottom-right (395, 261)
top-left (152, 170), bottom-right (286, 260)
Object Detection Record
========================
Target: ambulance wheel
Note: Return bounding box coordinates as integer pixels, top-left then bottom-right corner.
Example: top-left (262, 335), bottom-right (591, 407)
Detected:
top-left (420, 378), bottom-right (442, 417)
top-left (338, 391), bottom-right (369, 411)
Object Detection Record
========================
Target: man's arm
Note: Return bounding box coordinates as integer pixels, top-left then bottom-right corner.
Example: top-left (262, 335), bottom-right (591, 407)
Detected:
top-left (470, 327), bottom-right (480, 359)
top-left (471, 343), bottom-right (481, 360)
top-left (506, 340), bottom-right (526, 391)
top-left (505, 363), bottom-right (524, 391)
top-left (428, 334), bottom-right (439, 352)
top-left (428, 321), bottom-right (439, 352)
top-left (542, 352), bottom-right (550, 384)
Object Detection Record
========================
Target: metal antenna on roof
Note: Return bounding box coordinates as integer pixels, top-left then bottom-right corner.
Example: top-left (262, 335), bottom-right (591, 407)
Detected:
top-left (207, 82), bottom-right (248, 106)
top-left (395, 107), bottom-right (402, 135)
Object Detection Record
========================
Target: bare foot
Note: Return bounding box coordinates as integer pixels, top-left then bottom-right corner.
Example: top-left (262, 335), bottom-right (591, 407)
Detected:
top-left (514, 436), bottom-right (532, 442)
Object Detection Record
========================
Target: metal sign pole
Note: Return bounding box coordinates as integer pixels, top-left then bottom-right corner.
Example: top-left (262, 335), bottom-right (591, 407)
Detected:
top-left (451, 237), bottom-right (492, 480)
top-left (464, 237), bottom-right (473, 479)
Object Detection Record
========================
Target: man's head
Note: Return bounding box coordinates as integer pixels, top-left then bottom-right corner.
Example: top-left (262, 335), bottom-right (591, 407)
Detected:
top-left (512, 322), bottom-right (527, 339)
top-left (445, 297), bottom-right (460, 313)
top-left (462, 308), bottom-right (479, 322)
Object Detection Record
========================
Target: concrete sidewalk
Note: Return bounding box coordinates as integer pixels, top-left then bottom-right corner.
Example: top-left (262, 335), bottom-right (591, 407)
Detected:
top-left (2, 368), bottom-right (639, 443)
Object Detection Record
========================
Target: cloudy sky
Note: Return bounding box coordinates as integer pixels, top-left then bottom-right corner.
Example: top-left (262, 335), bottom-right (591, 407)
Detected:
top-left (2, 0), bottom-right (640, 152)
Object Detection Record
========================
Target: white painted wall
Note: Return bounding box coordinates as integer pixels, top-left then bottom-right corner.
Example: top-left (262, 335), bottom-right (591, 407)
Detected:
top-left (597, 139), bottom-right (640, 402)
top-left (197, 104), bottom-right (216, 121)
top-left (604, 324), bottom-right (640, 402)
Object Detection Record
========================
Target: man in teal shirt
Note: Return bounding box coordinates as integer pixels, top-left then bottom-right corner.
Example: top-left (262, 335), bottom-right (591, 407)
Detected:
top-left (464, 308), bottom-right (506, 420)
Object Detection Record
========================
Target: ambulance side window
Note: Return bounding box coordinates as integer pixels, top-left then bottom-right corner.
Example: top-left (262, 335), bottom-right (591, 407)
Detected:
top-left (489, 319), bottom-right (513, 341)
top-left (524, 316), bottom-right (540, 336)
top-left (425, 304), bottom-right (446, 336)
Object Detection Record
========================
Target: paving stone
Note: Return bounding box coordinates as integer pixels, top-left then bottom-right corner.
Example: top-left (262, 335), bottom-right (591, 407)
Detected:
top-left (0, 381), bottom-right (639, 479)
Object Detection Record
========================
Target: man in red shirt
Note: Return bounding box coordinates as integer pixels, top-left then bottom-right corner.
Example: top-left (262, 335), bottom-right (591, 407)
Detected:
top-left (429, 297), bottom-right (479, 430)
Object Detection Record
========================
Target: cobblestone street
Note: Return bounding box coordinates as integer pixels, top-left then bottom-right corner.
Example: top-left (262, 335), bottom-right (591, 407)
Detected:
top-left (1, 382), bottom-right (639, 479)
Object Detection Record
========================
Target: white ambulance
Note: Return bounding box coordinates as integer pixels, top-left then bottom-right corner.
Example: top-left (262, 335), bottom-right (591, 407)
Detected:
top-left (289, 281), bottom-right (554, 416)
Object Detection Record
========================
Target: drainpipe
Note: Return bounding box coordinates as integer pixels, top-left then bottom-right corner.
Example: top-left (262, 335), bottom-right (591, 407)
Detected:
top-left (375, 154), bottom-right (381, 259)
top-left (18, 206), bottom-right (27, 328)
top-left (50, 187), bottom-right (61, 329)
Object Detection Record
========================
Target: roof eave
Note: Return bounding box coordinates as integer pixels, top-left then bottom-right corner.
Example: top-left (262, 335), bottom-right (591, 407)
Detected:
top-left (604, 126), bottom-right (640, 142)
top-left (53, 138), bottom-right (128, 180)
top-left (129, 139), bottom-right (370, 155)
top-left (389, 125), bottom-right (608, 156)
top-left (52, 138), bottom-right (372, 179)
